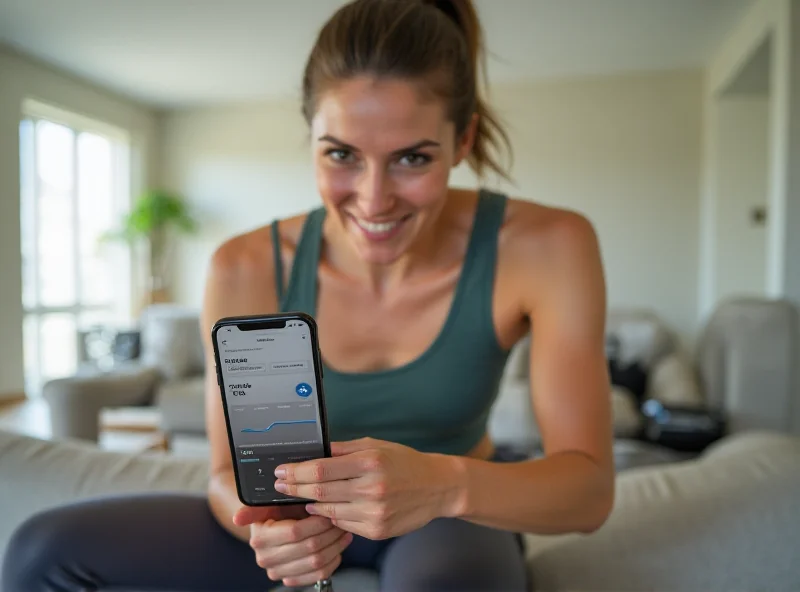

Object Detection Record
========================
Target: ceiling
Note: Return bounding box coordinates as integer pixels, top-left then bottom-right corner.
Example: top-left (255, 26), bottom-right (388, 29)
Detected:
top-left (0, 0), bottom-right (754, 109)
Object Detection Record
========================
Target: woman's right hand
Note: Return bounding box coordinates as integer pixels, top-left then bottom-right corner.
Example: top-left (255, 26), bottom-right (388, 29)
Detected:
top-left (233, 505), bottom-right (353, 587)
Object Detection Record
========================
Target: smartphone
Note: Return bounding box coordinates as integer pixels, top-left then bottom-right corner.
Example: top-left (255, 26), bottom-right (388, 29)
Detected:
top-left (211, 312), bottom-right (331, 506)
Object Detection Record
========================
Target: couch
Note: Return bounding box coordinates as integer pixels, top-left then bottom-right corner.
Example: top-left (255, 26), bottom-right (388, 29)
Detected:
top-left (1, 427), bottom-right (798, 591)
top-left (43, 304), bottom-right (207, 443)
top-left (5, 296), bottom-right (800, 590)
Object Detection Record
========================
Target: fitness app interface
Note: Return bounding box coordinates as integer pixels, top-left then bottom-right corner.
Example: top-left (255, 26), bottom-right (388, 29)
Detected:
top-left (216, 320), bottom-right (324, 503)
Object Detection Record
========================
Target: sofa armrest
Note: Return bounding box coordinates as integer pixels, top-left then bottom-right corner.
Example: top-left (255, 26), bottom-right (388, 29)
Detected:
top-left (42, 365), bottom-right (161, 441)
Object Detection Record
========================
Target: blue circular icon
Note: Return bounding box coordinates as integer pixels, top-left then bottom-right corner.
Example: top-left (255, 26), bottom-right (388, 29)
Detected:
top-left (295, 382), bottom-right (312, 397)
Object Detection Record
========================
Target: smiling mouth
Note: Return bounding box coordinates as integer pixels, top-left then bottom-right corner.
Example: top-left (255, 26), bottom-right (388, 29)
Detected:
top-left (349, 213), bottom-right (413, 240)
top-left (353, 214), bottom-right (412, 231)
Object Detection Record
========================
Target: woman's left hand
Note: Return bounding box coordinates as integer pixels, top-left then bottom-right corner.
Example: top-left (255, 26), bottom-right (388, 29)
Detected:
top-left (273, 437), bottom-right (463, 540)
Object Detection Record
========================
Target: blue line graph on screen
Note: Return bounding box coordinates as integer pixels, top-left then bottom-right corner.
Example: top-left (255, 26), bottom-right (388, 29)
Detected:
top-left (241, 420), bottom-right (317, 433)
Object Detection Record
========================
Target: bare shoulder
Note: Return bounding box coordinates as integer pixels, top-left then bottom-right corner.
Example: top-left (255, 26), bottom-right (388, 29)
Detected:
top-left (201, 212), bottom-right (309, 328)
top-left (502, 197), bottom-right (601, 266)
top-left (207, 213), bottom-right (307, 281)
top-left (498, 197), bottom-right (605, 320)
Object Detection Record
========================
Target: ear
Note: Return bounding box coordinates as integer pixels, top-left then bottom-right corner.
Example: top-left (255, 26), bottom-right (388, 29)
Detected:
top-left (453, 112), bottom-right (479, 167)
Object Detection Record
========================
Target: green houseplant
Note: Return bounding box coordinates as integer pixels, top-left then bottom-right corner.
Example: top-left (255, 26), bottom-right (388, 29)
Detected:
top-left (104, 190), bottom-right (197, 308)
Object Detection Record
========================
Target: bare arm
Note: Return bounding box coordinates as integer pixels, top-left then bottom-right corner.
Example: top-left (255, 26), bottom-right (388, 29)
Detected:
top-left (444, 211), bottom-right (615, 534)
top-left (201, 235), bottom-right (281, 541)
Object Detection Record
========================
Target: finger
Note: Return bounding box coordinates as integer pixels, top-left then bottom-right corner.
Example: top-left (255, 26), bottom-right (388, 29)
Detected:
top-left (255, 515), bottom-right (336, 548)
top-left (274, 477), bottom-right (359, 503)
top-left (258, 523), bottom-right (346, 567)
top-left (267, 530), bottom-right (352, 580)
top-left (330, 437), bottom-right (382, 457)
top-left (277, 454), bottom-right (369, 484)
top-left (233, 504), bottom-right (306, 527)
top-left (305, 502), bottom-right (362, 522)
top-left (281, 552), bottom-right (343, 588)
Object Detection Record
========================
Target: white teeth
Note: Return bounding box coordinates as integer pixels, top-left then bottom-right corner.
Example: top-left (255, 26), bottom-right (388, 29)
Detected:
top-left (356, 218), bottom-right (400, 233)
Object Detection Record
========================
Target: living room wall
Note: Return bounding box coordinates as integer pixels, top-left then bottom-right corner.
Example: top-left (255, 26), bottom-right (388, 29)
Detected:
top-left (713, 97), bottom-right (770, 304)
top-left (0, 45), bottom-right (159, 400)
top-left (160, 68), bottom-right (703, 348)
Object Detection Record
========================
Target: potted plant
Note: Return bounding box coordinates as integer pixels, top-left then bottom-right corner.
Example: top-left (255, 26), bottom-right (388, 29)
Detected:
top-left (104, 189), bottom-right (197, 309)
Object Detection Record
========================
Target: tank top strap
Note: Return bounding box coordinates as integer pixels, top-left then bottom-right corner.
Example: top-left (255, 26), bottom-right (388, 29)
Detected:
top-left (452, 188), bottom-right (508, 338)
top-left (270, 219), bottom-right (285, 304)
top-left (467, 188), bottom-right (507, 262)
top-left (281, 207), bottom-right (326, 314)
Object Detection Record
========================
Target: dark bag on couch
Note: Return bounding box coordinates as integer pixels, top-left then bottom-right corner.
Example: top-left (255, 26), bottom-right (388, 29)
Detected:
top-left (640, 399), bottom-right (727, 452)
top-left (606, 335), bottom-right (648, 403)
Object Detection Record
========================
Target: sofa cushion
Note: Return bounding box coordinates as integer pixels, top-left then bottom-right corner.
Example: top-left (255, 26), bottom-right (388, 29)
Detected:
top-left (0, 429), bottom-right (380, 592)
top-left (647, 352), bottom-right (705, 408)
top-left (610, 386), bottom-right (643, 438)
top-left (606, 309), bottom-right (675, 369)
top-left (523, 431), bottom-right (800, 591)
top-left (0, 429), bottom-right (209, 564)
top-left (139, 304), bottom-right (205, 380)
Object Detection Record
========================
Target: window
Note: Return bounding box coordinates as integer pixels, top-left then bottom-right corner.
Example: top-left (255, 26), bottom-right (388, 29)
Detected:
top-left (20, 101), bottom-right (133, 397)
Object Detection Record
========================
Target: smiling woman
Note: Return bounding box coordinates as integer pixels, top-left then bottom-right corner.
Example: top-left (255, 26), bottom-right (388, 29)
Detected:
top-left (1, 1), bottom-right (613, 591)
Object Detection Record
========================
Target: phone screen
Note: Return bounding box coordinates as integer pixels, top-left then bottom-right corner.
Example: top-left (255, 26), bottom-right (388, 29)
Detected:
top-left (215, 318), bottom-right (326, 505)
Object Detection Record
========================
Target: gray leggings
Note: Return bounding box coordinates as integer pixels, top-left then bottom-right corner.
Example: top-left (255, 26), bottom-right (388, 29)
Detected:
top-left (2, 493), bottom-right (528, 591)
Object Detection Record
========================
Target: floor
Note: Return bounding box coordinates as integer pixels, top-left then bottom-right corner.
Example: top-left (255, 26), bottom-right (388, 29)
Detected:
top-left (0, 397), bottom-right (167, 452)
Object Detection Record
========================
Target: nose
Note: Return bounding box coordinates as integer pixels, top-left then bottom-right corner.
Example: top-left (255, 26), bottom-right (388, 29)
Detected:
top-left (356, 163), bottom-right (395, 218)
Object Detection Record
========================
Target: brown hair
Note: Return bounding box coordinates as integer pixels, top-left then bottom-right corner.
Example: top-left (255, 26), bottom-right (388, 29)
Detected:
top-left (301, 0), bottom-right (512, 181)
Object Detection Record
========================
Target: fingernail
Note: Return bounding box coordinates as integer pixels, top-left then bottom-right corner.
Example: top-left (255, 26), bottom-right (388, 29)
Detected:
top-left (274, 467), bottom-right (286, 478)
top-left (305, 504), bottom-right (318, 515)
top-left (274, 482), bottom-right (287, 493)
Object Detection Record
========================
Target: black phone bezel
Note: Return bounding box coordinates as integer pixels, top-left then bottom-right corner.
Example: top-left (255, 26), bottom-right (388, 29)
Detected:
top-left (211, 311), bottom-right (331, 507)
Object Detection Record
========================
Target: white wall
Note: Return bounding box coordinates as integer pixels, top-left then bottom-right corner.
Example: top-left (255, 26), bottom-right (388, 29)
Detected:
top-left (160, 100), bottom-right (320, 308)
top-left (0, 45), bottom-right (159, 399)
top-left (162, 69), bottom-right (703, 348)
top-left (714, 97), bottom-right (770, 301)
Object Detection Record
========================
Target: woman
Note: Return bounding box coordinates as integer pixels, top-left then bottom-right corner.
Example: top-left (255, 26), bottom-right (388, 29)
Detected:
top-left (2, 0), bottom-right (613, 590)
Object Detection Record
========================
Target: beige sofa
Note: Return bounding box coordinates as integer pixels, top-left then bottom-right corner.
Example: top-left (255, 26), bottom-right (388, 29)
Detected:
top-left (4, 296), bottom-right (800, 590)
top-left (1, 427), bottom-right (798, 591)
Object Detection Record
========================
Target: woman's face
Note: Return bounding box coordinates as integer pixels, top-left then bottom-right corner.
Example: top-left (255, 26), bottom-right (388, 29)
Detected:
top-left (311, 76), bottom-right (473, 266)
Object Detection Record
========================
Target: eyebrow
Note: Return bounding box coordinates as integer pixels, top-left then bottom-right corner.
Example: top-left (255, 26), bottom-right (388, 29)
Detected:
top-left (317, 135), bottom-right (440, 154)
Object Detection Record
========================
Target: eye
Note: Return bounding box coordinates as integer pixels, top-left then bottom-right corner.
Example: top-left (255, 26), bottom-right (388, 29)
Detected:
top-left (398, 152), bottom-right (431, 168)
top-left (325, 148), bottom-right (355, 164)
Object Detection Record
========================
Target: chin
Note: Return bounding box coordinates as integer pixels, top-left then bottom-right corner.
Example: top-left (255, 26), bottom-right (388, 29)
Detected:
top-left (345, 214), bottom-right (417, 265)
